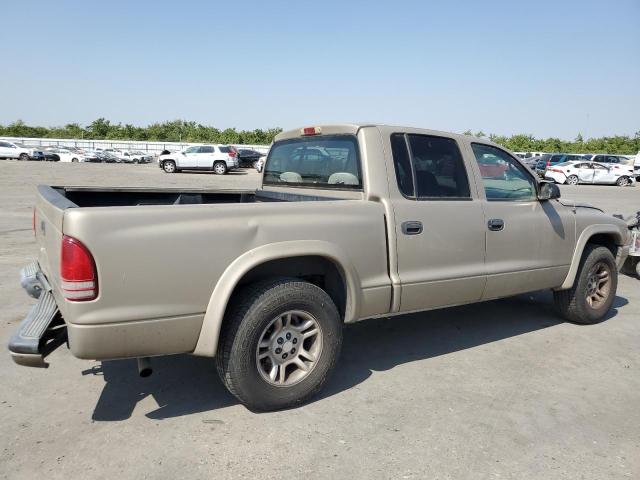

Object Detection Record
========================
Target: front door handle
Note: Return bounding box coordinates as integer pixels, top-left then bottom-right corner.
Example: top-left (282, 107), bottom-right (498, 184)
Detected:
top-left (401, 221), bottom-right (423, 235)
top-left (488, 218), bottom-right (505, 231)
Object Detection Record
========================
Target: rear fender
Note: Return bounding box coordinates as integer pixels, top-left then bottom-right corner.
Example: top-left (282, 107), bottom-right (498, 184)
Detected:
top-left (192, 240), bottom-right (361, 357)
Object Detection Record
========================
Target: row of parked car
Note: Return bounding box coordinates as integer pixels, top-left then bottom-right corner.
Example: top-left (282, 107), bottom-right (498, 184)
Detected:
top-left (515, 152), bottom-right (640, 186)
top-left (0, 141), bottom-right (154, 164)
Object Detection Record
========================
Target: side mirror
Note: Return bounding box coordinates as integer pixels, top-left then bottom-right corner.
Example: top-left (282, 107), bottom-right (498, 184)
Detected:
top-left (538, 181), bottom-right (561, 201)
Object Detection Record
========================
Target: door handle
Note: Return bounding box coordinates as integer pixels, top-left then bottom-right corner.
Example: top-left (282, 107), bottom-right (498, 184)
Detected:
top-left (401, 221), bottom-right (423, 235)
top-left (487, 218), bottom-right (505, 231)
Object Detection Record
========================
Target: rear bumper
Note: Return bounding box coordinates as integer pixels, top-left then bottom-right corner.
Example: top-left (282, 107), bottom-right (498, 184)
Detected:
top-left (9, 263), bottom-right (67, 368)
top-left (10, 262), bottom-right (204, 366)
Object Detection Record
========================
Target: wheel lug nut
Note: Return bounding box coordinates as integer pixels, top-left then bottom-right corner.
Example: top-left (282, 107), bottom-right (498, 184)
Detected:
top-left (286, 332), bottom-right (291, 340)
top-left (292, 338), bottom-right (298, 344)
top-left (275, 348), bottom-right (282, 354)
top-left (282, 353), bottom-right (288, 359)
top-left (277, 337), bottom-right (284, 344)
top-left (291, 348), bottom-right (296, 354)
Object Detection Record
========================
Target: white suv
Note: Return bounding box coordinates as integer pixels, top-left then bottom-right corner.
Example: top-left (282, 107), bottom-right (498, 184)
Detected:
top-left (0, 141), bottom-right (32, 160)
top-left (158, 145), bottom-right (239, 174)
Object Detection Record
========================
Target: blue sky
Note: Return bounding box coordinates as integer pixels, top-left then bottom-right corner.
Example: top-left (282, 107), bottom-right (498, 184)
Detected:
top-left (1, 0), bottom-right (638, 138)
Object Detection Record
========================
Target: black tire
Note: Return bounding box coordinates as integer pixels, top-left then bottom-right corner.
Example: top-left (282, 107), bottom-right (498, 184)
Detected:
top-left (71, 158), bottom-right (78, 163)
top-left (213, 161), bottom-right (227, 175)
top-left (553, 244), bottom-right (617, 324)
top-left (616, 176), bottom-right (629, 187)
top-left (19, 153), bottom-right (29, 161)
top-left (162, 160), bottom-right (176, 173)
top-left (566, 175), bottom-right (579, 185)
top-left (216, 278), bottom-right (343, 411)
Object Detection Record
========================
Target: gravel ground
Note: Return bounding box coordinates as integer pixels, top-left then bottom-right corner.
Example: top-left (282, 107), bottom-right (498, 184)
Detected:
top-left (1, 160), bottom-right (639, 480)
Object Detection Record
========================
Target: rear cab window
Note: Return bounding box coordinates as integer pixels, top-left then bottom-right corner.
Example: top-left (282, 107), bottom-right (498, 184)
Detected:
top-left (263, 135), bottom-right (362, 189)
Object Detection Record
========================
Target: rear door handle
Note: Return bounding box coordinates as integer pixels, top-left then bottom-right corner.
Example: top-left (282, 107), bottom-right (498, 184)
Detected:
top-left (401, 221), bottom-right (423, 235)
top-left (488, 218), bottom-right (505, 231)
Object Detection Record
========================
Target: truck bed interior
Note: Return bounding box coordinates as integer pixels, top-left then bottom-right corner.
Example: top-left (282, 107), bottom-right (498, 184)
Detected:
top-left (53, 187), bottom-right (257, 207)
top-left (44, 186), bottom-right (342, 208)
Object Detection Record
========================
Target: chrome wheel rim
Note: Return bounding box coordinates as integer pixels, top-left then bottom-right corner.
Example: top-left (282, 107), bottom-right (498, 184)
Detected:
top-left (567, 176), bottom-right (578, 185)
top-left (214, 163), bottom-right (226, 174)
top-left (256, 310), bottom-right (322, 386)
top-left (164, 162), bottom-right (175, 172)
top-left (585, 261), bottom-right (611, 309)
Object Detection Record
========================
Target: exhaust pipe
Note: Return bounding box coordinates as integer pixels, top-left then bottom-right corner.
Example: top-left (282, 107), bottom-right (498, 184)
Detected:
top-left (137, 357), bottom-right (152, 378)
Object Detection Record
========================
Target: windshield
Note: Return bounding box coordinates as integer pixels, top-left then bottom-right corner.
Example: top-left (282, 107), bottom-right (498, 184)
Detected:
top-left (263, 135), bottom-right (362, 189)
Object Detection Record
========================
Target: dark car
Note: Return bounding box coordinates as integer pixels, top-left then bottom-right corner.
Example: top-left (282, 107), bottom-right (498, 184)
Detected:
top-left (97, 151), bottom-right (119, 163)
top-left (237, 148), bottom-right (264, 168)
top-left (30, 150), bottom-right (60, 161)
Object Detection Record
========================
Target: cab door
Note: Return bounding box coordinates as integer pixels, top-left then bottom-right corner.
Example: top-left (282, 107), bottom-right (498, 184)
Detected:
top-left (468, 143), bottom-right (576, 299)
top-left (389, 133), bottom-right (487, 312)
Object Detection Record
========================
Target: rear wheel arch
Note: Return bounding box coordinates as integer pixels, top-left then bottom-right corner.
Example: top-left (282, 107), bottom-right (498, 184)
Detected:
top-left (193, 242), bottom-right (361, 357)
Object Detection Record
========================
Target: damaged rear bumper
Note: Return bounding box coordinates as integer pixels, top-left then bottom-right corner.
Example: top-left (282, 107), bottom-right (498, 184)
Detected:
top-left (9, 262), bottom-right (67, 368)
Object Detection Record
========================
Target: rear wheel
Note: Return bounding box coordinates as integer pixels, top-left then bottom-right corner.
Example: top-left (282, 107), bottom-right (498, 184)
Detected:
top-left (162, 160), bottom-right (176, 173)
top-left (216, 278), bottom-right (342, 411)
top-left (616, 176), bottom-right (629, 187)
top-left (71, 158), bottom-right (78, 163)
top-left (566, 175), bottom-right (579, 185)
top-left (19, 153), bottom-right (29, 161)
top-left (213, 161), bottom-right (227, 175)
top-left (553, 244), bottom-right (617, 324)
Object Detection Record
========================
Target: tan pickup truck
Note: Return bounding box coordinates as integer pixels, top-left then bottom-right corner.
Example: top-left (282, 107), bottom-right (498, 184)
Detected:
top-left (10, 124), bottom-right (630, 411)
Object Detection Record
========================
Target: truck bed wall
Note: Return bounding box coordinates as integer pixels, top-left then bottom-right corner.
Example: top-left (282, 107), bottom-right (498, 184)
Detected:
top-left (58, 200), bottom-right (391, 341)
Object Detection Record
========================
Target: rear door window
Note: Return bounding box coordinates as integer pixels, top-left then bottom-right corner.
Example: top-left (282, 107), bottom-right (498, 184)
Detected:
top-left (390, 134), bottom-right (471, 199)
top-left (407, 135), bottom-right (470, 198)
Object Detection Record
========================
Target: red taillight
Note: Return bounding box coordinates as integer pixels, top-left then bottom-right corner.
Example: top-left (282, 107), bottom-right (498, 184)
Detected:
top-left (60, 235), bottom-right (97, 301)
top-left (546, 160), bottom-right (551, 167)
top-left (228, 150), bottom-right (237, 157)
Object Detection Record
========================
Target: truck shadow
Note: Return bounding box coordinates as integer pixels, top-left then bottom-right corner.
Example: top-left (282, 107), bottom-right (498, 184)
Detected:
top-left (88, 291), bottom-right (627, 421)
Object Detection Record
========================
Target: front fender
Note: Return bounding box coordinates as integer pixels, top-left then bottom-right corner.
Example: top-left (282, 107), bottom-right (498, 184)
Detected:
top-left (192, 240), bottom-right (362, 357)
top-left (557, 224), bottom-right (627, 290)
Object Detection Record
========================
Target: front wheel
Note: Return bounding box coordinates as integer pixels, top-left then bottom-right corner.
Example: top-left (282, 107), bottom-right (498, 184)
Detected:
top-left (19, 153), bottom-right (29, 161)
top-left (566, 175), bottom-right (579, 185)
top-left (71, 158), bottom-right (78, 163)
top-left (213, 161), bottom-right (227, 175)
top-left (216, 278), bottom-right (343, 411)
top-left (553, 244), bottom-right (617, 324)
top-left (162, 160), bottom-right (176, 173)
top-left (616, 176), bottom-right (629, 187)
